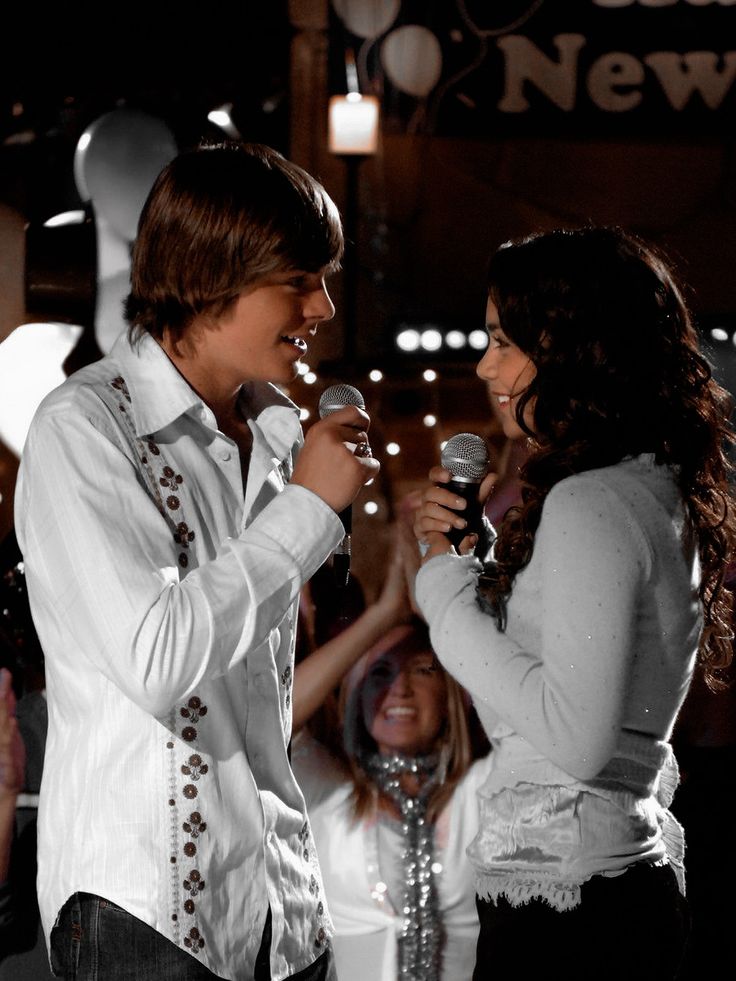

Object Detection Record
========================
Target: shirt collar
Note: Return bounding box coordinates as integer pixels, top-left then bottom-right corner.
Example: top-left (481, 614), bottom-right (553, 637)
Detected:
top-left (111, 332), bottom-right (302, 453)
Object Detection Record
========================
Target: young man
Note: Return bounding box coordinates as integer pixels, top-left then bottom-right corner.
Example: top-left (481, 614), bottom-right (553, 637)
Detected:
top-left (15, 142), bottom-right (378, 980)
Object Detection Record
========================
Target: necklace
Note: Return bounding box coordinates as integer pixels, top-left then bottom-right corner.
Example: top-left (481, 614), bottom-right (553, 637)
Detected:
top-left (363, 752), bottom-right (444, 981)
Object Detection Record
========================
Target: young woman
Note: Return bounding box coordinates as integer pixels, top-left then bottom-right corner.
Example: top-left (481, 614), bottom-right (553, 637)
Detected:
top-left (292, 546), bottom-right (493, 981)
top-left (413, 226), bottom-right (735, 979)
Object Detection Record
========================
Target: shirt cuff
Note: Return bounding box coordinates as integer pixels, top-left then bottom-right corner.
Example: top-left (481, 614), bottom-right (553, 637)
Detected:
top-left (245, 483), bottom-right (344, 581)
top-left (415, 553), bottom-right (482, 624)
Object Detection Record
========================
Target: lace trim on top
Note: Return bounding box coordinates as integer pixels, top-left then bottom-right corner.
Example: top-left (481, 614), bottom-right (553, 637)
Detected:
top-left (476, 873), bottom-right (584, 912)
top-left (470, 740), bottom-right (685, 912)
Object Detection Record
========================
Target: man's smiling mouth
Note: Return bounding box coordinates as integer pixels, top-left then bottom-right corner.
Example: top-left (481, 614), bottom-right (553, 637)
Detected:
top-left (281, 335), bottom-right (307, 352)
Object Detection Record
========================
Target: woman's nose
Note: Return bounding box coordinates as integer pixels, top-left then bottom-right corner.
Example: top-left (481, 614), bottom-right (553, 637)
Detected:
top-left (476, 348), bottom-right (497, 382)
top-left (390, 669), bottom-right (413, 696)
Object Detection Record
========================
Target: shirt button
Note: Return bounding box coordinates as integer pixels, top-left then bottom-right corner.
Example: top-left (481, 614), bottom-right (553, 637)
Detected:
top-left (221, 451), bottom-right (231, 462)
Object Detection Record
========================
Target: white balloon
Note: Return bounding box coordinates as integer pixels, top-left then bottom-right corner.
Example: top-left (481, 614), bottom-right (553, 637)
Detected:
top-left (74, 108), bottom-right (177, 244)
top-left (331, 0), bottom-right (400, 39)
top-left (381, 25), bottom-right (443, 98)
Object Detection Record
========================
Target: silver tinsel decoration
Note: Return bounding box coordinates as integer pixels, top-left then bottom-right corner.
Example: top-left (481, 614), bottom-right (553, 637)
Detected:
top-left (364, 752), bottom-right (444, 981)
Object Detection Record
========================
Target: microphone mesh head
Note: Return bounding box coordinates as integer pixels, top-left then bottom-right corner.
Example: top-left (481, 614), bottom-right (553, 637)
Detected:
top-left (441, 432), bottom-right (490, 481)
top-left (318, 383), bottom-right (366, 418)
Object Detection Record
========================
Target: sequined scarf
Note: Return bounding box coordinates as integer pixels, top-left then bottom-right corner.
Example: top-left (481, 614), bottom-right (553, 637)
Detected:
top-left (363, 752), bottom-right (444, 981)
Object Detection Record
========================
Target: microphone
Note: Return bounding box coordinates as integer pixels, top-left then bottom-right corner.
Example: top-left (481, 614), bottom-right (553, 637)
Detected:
top-left (318, 383), bottom-right (367, 587)
top-left (439, 432), bottom-right (491, 556)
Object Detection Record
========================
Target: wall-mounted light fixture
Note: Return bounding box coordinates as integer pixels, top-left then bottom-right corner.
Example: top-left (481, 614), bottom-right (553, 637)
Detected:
top-left (328, 51), bottom-right (381, 363)
top-left (328, 92), bottom-right (380, 156)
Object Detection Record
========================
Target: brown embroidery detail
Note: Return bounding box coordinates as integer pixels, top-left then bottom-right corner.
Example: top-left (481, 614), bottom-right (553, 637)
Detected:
top-left (315, 927), bottom-right (326, 948)
top-left (281, 665), bottom-right (292, 709)
top-left (174, 522), bottom-right (195, 547)
top-left (160, 466), bottom-right (183, 490)
top-left (181, 754), bottom-right (208, 781)
top-left (176, 700), bottom-right (210, 937)
top-left (108, 376), bottom-right (205, 948)
top-left (111, 377), bottom-right (131, 402)
top-left (182, 811), bottom-right (207, 858)
top-left (184, 870), bottom-right (205, 897)
top-left (108, 378), bottom-right (198, 567)
top-left (181, 697), bottom-right (207, 724)
top-left (174, 522), bottom-right (195, 570)
top-left (309, 874), bottom-right (319, 897)
top-left (183, 811), bottom-right (207, 839)
top-left (183, 927), bottom-right (204, 952)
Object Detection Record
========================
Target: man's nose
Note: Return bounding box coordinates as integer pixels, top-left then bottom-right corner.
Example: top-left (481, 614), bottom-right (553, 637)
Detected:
top-left (306, 283), bottom-right (335, 322)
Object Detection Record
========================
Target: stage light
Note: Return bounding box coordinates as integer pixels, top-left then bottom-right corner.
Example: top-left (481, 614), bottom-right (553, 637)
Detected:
top-left (396, 328), bottom-right (421, 352)
top-left (711, 327), bottom-right (729, 342)
top-left (296, 361), bottom-right (310, 376)
top-left (445, 330), bottom-right (466, 349)
top-left (468, 329), bottom-right (488, 350)
top-left (423, 414), bottom-right (437, 427)
top-left (423, 369), bottom-right (437, 382)
top-left (369, 369), bottom-right (383, 382)
top-left (386, 442), bottom-right (401, 455)
top-left (299, 407), bottom-right (311, 421)
top-left (364, 501), bottom-right (379, 515)
top-left (304, 371), bottom-right (318, 385)
top-left (420, 329), bottom-right (442, 352)
top-left (208, 103), bottom-right (241, 140)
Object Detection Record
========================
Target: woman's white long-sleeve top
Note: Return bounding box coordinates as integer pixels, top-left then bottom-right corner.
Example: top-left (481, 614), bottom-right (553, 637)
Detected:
top-left (415, 456), bottom-right (702, 910)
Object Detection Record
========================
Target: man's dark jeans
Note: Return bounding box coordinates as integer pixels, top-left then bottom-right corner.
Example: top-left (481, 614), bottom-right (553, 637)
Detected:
top-left (50, 894), bottom-right (336, 981)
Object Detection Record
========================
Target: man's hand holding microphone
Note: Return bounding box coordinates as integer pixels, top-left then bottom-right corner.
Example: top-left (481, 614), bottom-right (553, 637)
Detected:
top-left (291, 385), bottom-right (379, 584)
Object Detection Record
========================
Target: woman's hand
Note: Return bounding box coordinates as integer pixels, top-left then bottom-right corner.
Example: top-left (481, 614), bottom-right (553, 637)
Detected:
top-left (413, 466), bottom-right (497, 565)
top-left (370, 537), bottom-right (414, 632)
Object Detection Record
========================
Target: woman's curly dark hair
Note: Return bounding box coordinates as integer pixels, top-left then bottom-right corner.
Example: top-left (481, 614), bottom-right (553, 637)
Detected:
top-left (479, 226), bottom-right (736, 689)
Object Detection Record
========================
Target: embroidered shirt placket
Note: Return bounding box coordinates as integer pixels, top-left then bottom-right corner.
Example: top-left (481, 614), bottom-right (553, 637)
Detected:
top-left (109, 376), bottom-right (209, 955)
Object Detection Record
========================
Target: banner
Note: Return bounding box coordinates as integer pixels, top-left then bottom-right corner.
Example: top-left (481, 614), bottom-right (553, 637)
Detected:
top-left (329, 0), bottom-right (736, 136)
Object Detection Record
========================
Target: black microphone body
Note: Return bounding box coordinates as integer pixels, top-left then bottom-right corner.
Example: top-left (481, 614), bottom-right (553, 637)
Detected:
top-left (439, 433), bottom-right (491, 557)
top-left (318, 383), bottom-right (366, 586)
top-left (443, 477), bottom-right (485, 551)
